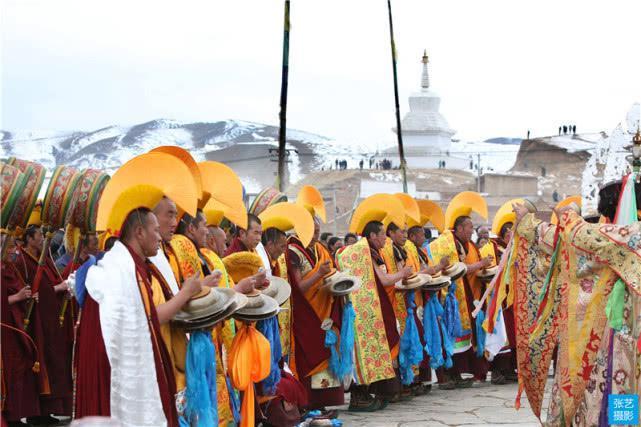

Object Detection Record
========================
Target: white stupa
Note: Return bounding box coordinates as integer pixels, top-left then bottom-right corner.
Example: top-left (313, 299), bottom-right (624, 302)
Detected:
top-left (395, 50), bottom-right (456, 155)
top-left (377, 51), bottom-right (466, 170)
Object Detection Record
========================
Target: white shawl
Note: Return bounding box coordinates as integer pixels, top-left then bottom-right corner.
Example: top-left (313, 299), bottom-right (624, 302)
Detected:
top-left (149, 251), bottom-right (180, 295)
top-left (85, 241), bottom-right (167, 427)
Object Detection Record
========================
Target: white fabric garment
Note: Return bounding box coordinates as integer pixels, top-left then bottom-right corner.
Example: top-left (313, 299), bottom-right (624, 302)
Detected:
top-left (150, 251), bottom-right (180, 295)
top-left (86, 241), bottom-right (167, 427)
top-left (255, 242), bottom-right (272, 275)
top-left (484, 309), bottom-right (508, 361)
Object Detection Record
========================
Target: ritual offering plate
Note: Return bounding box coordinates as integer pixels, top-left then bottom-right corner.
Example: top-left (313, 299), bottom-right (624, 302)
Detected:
top-left (443, 262), bottom-right (467, 281)
top-left (323, 270), bottom-right (361, 296)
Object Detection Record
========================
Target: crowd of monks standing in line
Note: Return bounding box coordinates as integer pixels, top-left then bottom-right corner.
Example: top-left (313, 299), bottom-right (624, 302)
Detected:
top-left (1, 144), bottom-right (640, 427)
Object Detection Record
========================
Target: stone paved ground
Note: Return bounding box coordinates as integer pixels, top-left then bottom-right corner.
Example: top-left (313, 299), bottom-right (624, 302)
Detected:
top-left (334, 381), bottom-right (551, 427)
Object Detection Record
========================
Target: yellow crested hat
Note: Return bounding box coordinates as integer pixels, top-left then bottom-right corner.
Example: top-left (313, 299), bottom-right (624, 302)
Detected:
top-left (394, 193), bottom-right (421, 226)
top-left (97, 184), bottom-right (166, 233)
top-left (491, 198), bottom-right (525, 236)
top-left (198, 161), bottom-right (247, 230)
top-left (445, 191), bottom-right (488, 230)
top-left (296, 185), bottom-right (326, 223)
top-left (222, 251), bottom-right (264, 284)
top-left (551, 195), bottom-right (582, 225)
top-left (408, 199), bottom-right (445, 232)
top-left (258, 202), bottom-right (314, 247)
top-left (64, 224), bottom-right (82, 254)
top-left (27, 200), bottom-right (43, 228)
top-left (349, 193), bottom-right (406, 235)
top-left (96, 152), bottom-right (199, 232)
top-left (150, 146), bottom-right (204, 205)
top-left (203, 208), bottom-right (225, 227)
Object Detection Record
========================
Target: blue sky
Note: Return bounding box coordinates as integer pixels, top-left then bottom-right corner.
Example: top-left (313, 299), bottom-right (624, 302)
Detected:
top-left (2, 0), bottom-right (640, 146)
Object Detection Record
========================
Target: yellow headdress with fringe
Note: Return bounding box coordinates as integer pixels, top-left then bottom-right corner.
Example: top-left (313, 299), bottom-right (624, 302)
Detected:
top-left (198, 161), bottom-right (247, 230)
top-left (349, 193), bottom-right (406, 235)
top-left (258, 202), bottom-right (314, 247)
top-left (203, 208), bottom-right (225, 227)
top-left (96, 152), bottom-right (199, 232)
top-left (491, 198), bottom-right (525, 236)
top-left (551, 195), bottom-right (582, 225)
top-left (407, 199), bottom-right (445, 232)
top-left (97, 184), bottom-right (166, 234)
top-left (444, 191), bottom-right (488, 230)
top-left (150, 145), bottom-right (204, 206)
top-left (222, 251), bottom-right (264, 284)
top-left (394, 193), bottom-right (421, 226)
top-left (296, 185), bottom-right (326, 223)
top-left (64, 224), bottom-right (82, 254)
top-left (27, 200), bottom-right (43, 228)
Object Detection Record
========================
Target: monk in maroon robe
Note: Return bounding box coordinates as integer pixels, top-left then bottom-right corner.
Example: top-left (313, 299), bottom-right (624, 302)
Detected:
top-left (74, 208), bottom-right (180, 426)
top-left (18, 226), bottom-right (73, 420)
top-left (1, 239), bottom-right (45, 426)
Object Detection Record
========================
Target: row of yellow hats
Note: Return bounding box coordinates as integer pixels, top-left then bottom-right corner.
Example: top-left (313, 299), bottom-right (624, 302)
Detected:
top-left (249, 185), bottom-right (327, 248)
top-left (96, 146), bottom-right (326, 249)
top-left (348, 191), bottom-right (489, 235)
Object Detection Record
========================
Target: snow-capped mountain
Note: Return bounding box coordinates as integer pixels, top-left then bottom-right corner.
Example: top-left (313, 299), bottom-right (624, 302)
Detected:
top-left (2, 118), bottom-right (530, 192)
top-left (1, 119), bottom-right (371, 192)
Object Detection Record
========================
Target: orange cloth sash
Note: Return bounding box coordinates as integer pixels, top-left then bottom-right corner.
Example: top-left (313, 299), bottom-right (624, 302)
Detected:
top-left (229, 323), bottom-right (271, 427)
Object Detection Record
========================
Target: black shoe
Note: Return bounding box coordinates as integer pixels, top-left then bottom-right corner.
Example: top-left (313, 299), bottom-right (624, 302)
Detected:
top-left (26, 416), bottom-right (60, 426)
top-left (491, 372), bottom-right (507, 385)
top-left (439, 380), bottom-right (456, 390)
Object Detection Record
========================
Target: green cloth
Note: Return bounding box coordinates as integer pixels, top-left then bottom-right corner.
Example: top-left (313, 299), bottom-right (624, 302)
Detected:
top-left (605, 279), bottom-right (625, 330)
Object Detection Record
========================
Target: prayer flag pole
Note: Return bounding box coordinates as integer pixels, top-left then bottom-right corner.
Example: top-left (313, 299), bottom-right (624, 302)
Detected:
top-left (277, 0), bottom-right (291, 192)
top-left (386, 0), bottom-right (408, 194)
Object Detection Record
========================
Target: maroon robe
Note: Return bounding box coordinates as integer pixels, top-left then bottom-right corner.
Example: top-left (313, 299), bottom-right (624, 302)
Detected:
top-left (74, 243), bottom-right (178, 426)
top-left (285, 237), bottom-right (343, 409)
top-left (437, 236), bottom-right (489, 382)
top-left (18, 248), bottom-right (73, 416)
top-left (224, 237), bottom-right (248, 257)
top-left (1, 263), bottom-right (42, 421)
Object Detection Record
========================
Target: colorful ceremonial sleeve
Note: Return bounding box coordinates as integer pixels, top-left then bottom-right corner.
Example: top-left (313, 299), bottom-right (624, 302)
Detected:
top-left (507, 213), bottom-right (564, 419)
top-left (561, 211), bottom-right (641, 294)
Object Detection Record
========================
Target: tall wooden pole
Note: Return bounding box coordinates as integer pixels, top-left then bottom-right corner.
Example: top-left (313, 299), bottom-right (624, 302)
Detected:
top-left (277, 0), bottom-right (291, 192)
top-left (386, 0), bottom-right (408, 193)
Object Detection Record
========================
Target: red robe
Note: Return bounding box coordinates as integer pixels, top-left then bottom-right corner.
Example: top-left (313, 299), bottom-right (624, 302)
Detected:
top-left (450, 236), bottom-right (489, 381)
top-left (74, 244), bottom-right (178, 426)
top-left (17, 248), bottom-right (73, 416)
top-left (224, 237), bottom-right (249, 257)
top-left (1, 262), bottom-right (42, 421)
top-left (285, 237), bottom-right (343, 409)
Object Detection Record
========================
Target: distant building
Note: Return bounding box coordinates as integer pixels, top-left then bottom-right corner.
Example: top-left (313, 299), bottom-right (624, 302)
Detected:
top-left (377, 50), bottom-right (468, 169)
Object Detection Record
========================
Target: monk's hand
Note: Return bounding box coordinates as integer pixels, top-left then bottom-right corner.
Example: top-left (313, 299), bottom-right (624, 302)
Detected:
top-left (481, 256), bottom-right (493, 268)
top-left (254, 270), bottom-right (269, 290)
top-left (318, 261), bottom-right (332, 277)
top-left (512, 203), bottom-right (529, 224)
top-left (54, 281), bottom-right (70, 294)
top-left (401, 266), bottom-right (414, 278)
top-left (15, 286), bottom-right (32, 302)
top-left (438, 256), bottom-right (450, 270)
top-left (234, 277), bottom-right (255, 294)
top-left (202, 270), bottom-right (222, 288)
top-left (183, 274), bottom-right (202, 297)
